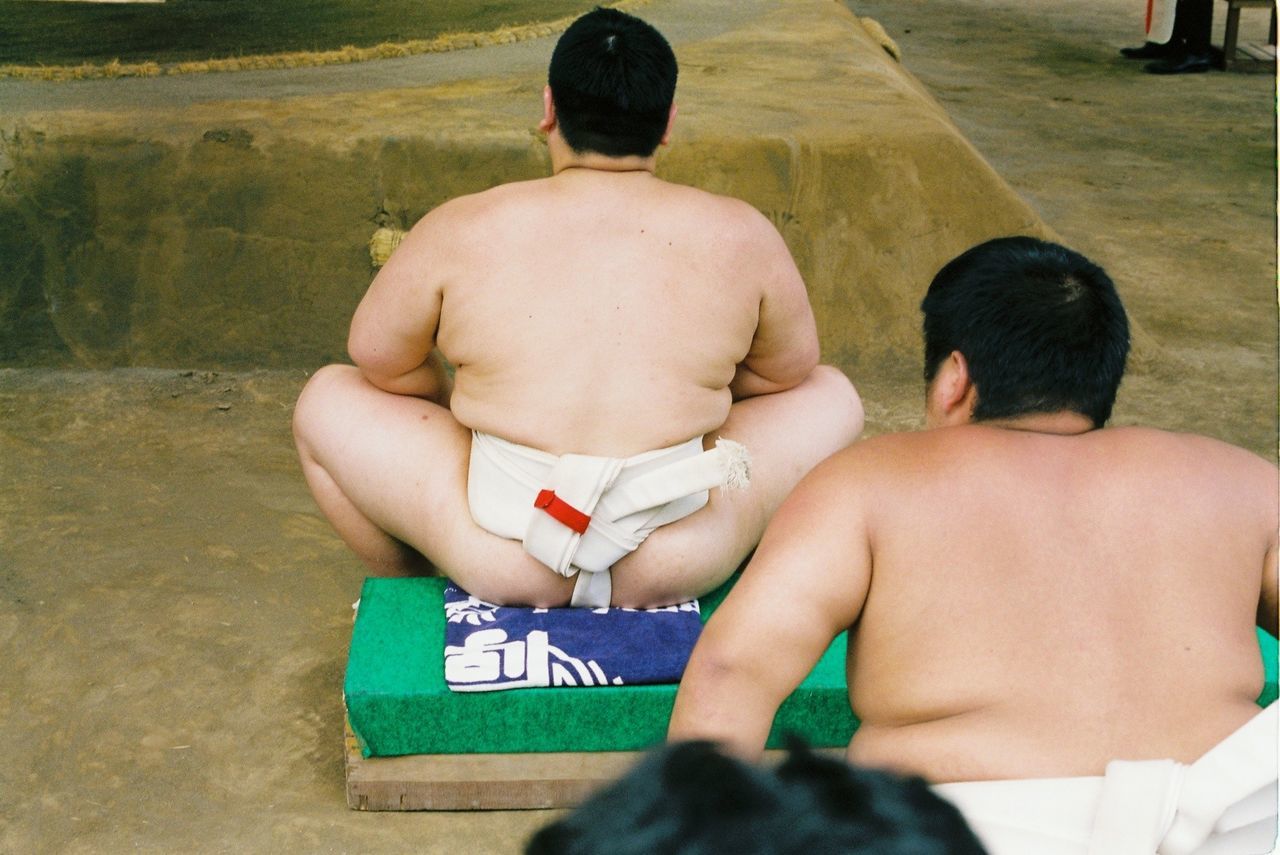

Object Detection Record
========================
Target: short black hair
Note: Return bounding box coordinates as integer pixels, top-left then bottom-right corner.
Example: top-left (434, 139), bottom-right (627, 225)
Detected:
top-left (547, 7), bottom-right (678, 158)
top-left (921, 236), bottom-right (1130, 427)
top-left (525, 740), bottom-right (988, 854)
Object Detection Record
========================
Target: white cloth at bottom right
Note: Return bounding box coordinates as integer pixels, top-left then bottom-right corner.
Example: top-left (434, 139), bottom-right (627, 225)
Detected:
top-left (933, 703), bottom-right (1277, 855)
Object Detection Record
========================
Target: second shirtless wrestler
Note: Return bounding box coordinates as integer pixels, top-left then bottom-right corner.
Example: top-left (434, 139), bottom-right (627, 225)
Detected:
top-left (292, 8), bottom-right (864, 608)
top-left (669, 237), bottom-right (1278, 853)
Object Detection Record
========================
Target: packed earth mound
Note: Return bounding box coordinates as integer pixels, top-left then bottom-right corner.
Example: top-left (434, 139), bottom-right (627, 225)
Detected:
top-left (1, 0), bottom-right (1062, 385)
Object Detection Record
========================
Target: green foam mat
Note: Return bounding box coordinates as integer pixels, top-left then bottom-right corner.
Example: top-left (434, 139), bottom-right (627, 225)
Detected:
top-left (344, 575), bottom-right (855, 757)
top-left (344, 577), bottom-right (1280, 758)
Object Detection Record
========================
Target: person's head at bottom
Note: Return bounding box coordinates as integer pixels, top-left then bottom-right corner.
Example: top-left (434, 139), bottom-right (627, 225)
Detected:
top-left (525, 739), bottom-right (988, 855)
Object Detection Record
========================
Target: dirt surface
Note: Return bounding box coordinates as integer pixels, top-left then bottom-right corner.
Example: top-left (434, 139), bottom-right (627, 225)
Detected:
top-left (0, 1), bottom-right (1275, 853)
top-left (849, 0), bottom-right (1277, 456)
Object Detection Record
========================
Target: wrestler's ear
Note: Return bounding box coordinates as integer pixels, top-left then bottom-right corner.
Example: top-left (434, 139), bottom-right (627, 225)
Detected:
top-left (927, 351), bottom-right (977, 427)
top-left (659, 103), bottom-right (678, 146)
top-left (539, 85), bottom-right (557, 134)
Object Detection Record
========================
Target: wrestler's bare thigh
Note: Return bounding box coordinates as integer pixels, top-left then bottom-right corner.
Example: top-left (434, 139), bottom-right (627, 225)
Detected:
top-left (293, 364), bottom-right (575, 606)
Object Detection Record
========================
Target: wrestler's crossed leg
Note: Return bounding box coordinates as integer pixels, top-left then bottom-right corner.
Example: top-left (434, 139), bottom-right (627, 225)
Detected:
top-left (608, 365), bottom-right (864, 606)
top-left (294, 363), bottom-right (863, 608)
top-left (293, 364), bottom-right (575, 606)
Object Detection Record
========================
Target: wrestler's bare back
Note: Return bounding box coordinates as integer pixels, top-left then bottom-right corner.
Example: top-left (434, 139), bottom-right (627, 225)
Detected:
top-left (295, 162), bottom-right (860, 606)
top-left (673, 424), bottom-right (1277, 781)
top-left (849, 426), bottom-right (1276, 781)
top-left (352, 168), bottom-right (812, 456)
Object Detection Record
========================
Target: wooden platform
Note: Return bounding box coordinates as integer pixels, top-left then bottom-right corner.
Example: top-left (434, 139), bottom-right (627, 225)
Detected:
top-left (345, 719), bottom-right (845, 811)
top-left (344, 718), bottom-right (641, 811)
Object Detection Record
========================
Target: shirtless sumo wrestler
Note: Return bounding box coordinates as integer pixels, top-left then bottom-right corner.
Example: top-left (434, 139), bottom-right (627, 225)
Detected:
top-left (670, 237), bottom-right (1278, 851)
top-left (292, 9), bottom-right (864, 609)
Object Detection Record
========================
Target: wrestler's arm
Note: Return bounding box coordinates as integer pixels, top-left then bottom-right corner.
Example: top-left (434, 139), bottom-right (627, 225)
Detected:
top-left (669, 449), bottom-right (871, 758)
top-left (1261, 542), bottom-right (1277, 638)
top-left (1242, 453), bottom-right (1279, 637)
top-left (730, 213), bottom-right (820, 400)
top-left (347, 214), bottom-right (450, 402)
top-left (1259, 473), bottom-right (1278, 637)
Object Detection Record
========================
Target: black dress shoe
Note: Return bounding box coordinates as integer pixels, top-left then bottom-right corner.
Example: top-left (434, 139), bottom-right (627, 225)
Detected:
top-left (1144, 53), bottom-right (1212, 74)
top-left (1120, 41), bottom-right (1178, 60)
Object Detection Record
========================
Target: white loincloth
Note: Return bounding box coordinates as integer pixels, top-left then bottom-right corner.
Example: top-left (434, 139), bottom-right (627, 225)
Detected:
top-left (468, 431), bottom-right (750, 608)
top-left (933, 703), bottom-right (1278, 855)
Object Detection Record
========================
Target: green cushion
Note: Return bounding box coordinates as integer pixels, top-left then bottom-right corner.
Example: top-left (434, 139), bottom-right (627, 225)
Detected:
top-left (1259, 627), bottom-right (1278, 707)
top-left (344, 576), bottom-right (855, 757)
top-left (344, 577), bottom-right (1280, 758)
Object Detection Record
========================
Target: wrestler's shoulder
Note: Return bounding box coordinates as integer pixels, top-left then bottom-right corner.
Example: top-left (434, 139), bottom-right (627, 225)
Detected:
top-left (420, 178), bottom-right (547, 221)
top-left (1102, 425), bottom-right (1274, 469)
top-left (659, 181), bottom-right (777, 231)
top-left (392, 181), bottom-right (549, 254)
top-left (1094, 427), bottom-right (1278, 513)
top-left (815, 430), bottom-right (947, 480)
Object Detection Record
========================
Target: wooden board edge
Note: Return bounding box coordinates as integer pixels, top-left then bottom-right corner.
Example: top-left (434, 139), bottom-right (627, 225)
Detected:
top-left (345, 717), bottom-right (848, 811)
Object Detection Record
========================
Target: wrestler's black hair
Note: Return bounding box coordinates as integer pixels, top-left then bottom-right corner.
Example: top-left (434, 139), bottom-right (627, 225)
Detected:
top-left (921, 236), bottom-right (1130, 428)
top-left (547, 7), bottom-right (677, 158)
top-left (524, 739), bottom-right (988, 855)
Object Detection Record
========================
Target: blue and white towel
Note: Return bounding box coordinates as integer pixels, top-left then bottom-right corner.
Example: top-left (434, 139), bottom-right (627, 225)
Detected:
top-left (443, 583), bottom-right (703, 692)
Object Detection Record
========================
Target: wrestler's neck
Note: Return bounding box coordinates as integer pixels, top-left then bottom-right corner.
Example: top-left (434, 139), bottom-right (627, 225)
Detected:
top-left (547, 133), bottom-right (657, 177)
top-left (927, 369), bottom-right (1096, 436)
top-left (973, 410), bottom-right (1096, 436)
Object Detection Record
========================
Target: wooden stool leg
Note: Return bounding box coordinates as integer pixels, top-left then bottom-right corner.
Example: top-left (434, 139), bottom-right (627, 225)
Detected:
top-left (1223, 3), bottom-right (1243, 69)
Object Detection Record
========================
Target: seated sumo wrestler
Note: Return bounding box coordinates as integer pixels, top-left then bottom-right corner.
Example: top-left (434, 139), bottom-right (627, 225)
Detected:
top-left (525, 739), bottom-right (987, 855)
top-left (291, 9), bottom-right (863, 609)
top-left (670, 237), bottom-right (1279, 853)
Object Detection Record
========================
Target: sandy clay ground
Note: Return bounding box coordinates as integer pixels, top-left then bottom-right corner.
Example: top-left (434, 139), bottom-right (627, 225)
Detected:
top-left (0, 0), bottom-right (1275, 852)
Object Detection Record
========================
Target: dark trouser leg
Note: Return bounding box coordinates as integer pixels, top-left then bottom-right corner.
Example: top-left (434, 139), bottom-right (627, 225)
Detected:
top-left (1173, 0), bottom-right (1213, 54)
top-left (1144, 0), bottom-right (1214, 72)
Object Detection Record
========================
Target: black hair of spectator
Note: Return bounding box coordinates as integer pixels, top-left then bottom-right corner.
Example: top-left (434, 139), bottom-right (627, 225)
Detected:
top-left (525, 738), bottom-right (988, 854)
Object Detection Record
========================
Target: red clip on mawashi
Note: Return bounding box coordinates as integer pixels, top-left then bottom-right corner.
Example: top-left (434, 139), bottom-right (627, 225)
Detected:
top-left (533, 489), bottom-right (592, 535)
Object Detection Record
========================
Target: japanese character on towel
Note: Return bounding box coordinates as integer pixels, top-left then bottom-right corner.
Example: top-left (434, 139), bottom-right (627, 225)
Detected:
top-left (442, 583), bottom-right (702, 692)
